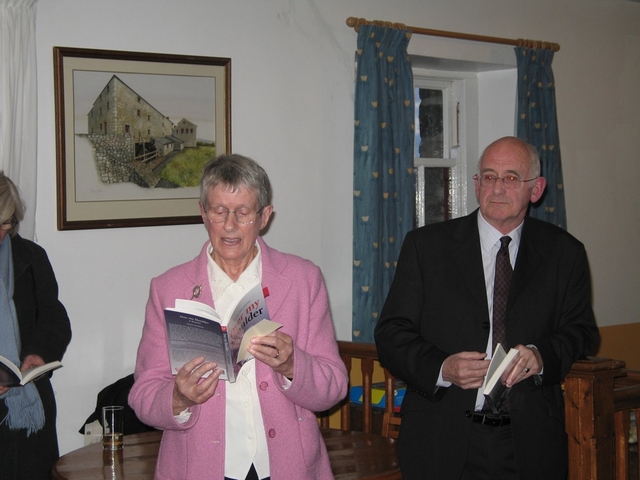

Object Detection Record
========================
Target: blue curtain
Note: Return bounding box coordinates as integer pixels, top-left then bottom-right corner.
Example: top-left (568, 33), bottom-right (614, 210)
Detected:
top-left (515, 46), bottom-right (567, 229)
top-left (352, 25), bottom-right (415, 343)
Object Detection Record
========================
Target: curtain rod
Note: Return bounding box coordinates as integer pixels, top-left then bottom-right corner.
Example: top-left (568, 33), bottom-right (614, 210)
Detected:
top-left (346, 16), bottom-right (560, 52)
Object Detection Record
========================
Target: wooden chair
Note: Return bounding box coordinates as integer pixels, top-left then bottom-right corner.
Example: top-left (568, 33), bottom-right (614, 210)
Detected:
top-left (315, 341), bottom-right (402, 480)
top-left (381, 412), bottom-right (401, 440)
top-left (317, 341), bottom-right (398, 434)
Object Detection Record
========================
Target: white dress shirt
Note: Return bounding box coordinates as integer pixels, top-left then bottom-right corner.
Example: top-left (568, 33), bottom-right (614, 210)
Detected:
top-left (175, 242), bottom-right (270, 480)
top-left (475, 211), bottom-right (522, 410)
top-left (208, 243), bottom-right (270, 480)
top-left (436, 211), bottom-right (523, 412)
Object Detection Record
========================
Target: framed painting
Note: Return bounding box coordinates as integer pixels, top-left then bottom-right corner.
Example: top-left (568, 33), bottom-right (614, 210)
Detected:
top-left (53, 46), bottom-right (231, 230)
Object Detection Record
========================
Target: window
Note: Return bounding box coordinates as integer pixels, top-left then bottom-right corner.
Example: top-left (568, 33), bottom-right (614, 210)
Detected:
top-left (413, 76), bottom-right (467, 227)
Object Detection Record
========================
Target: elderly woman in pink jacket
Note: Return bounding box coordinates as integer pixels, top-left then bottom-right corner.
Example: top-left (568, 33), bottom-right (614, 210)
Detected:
top-left (129, 154), bottom-right (348, 480)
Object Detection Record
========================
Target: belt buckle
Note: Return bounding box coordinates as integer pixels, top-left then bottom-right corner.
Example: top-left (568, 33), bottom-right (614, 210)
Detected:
top-left (487, 415), bottom-right (501, 427)
top-left (478, 412), bottom-right (508, 427)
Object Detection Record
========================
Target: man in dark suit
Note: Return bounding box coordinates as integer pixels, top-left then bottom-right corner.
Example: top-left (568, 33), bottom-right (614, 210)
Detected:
top-left (375, 136), bottom-right (599, 480)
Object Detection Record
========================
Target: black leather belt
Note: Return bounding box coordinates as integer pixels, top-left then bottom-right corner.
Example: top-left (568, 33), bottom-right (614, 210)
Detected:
top-left (466, 411), bottom-right (511, 427)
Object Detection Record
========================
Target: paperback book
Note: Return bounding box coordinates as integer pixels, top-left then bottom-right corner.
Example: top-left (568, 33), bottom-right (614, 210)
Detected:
top-left (0, 355), bottom-right (62, 387)
top-left (165, 283), bottom-right (281, 383)
top-left (481, 343), bottom-right (520, 413)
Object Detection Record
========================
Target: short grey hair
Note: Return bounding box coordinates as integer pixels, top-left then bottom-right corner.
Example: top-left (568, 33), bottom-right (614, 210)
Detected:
top-left (477, 137), bottom-right (542, 179)
top-left (0, 171), bottom-right (25, 236)
top-left (525, 143), bottom-right (542, 178)
top-left (199, 154), bottom-right (272, 210)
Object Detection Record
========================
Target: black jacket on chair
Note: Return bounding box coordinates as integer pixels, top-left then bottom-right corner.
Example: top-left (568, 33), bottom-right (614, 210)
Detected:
top-left (80, 373), bottom-right (157, 435)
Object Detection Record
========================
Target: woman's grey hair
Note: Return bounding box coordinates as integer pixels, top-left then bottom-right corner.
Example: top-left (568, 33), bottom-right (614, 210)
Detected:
top-left (0, 171), bottom-right (25, 236)
top-left (200, 154), bottom-right (272, 210)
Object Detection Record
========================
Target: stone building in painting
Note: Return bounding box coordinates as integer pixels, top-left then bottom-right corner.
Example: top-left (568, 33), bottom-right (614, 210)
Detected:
top-left (84, 75), bottom-right (197, 188)
top-left (87, 75), bottom-right (173, 142)
top-left (172, 118), bottom-right (198, 148)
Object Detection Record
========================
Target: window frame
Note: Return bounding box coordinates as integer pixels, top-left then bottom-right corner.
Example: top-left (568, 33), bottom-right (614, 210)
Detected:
top-left (413, 73), bottom-right (470, 226)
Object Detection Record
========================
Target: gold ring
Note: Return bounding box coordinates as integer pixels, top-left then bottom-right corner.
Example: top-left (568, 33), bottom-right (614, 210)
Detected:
top-left (275, 349), bottom-right (280, 359)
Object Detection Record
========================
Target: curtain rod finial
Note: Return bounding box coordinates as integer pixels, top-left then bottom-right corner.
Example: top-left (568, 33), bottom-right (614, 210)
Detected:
top-left (346, 16), bottom-right (366, 31)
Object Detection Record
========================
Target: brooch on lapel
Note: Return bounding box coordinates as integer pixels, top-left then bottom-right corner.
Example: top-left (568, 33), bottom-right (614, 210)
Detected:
top-left (191, 284), bottom-right (203, 299)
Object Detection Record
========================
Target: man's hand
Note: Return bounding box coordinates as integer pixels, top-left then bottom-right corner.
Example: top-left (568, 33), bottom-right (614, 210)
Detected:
top-left (504, 345), bottom-right (543, 388)
top-left (442, 351), bottom-right (490, 389)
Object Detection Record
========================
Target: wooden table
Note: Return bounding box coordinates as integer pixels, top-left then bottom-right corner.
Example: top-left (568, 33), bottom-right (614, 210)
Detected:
top-left (51, 428), bottom-right (400, 480)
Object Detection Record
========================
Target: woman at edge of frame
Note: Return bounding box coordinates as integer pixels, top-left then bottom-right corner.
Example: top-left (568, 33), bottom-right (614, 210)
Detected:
top-left (0, 171), bottom-right (72, 480)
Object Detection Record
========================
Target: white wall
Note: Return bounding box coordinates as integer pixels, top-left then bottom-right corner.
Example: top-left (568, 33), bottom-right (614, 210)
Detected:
top-left (31, 0), bottom-right (640, 455)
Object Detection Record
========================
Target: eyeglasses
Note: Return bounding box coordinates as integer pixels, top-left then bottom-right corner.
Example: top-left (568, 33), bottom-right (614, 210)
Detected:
top-left (0, 217), bottom-right (17, 231)
top-left (474, 173), bottom-right (538, 190)
top-left (204, 206), bottom-right (264, 225)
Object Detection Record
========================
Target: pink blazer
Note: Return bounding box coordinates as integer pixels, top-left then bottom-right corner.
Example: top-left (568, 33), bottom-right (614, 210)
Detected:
top-left (129, 237), bottom-right (348, 480)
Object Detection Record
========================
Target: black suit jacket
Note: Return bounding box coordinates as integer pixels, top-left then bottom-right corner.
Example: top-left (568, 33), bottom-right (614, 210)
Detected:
top-left (375, 211), bottom-right (599, 480)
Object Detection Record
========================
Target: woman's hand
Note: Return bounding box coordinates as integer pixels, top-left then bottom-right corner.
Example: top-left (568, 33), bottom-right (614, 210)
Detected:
top-left (0, 355), bottom-right (46, 395)
top-left (172, 356), bottom-right (221, 415)
top-left (249, 331), bottom-right (294, 379)
top-left (21, 354), bottom-right (45, 371)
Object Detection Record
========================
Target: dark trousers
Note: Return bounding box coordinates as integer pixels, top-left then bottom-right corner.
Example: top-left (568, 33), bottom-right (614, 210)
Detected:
top-left (224, 464), bottom-right (270, 480)
top-left (460, 422), bottom-right (518, 480)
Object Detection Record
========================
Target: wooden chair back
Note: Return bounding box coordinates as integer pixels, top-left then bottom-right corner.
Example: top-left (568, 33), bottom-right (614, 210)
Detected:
top-left (381, 412), bottom-right (402, 440)
top-left (317, 341), bottom-right (398, 434)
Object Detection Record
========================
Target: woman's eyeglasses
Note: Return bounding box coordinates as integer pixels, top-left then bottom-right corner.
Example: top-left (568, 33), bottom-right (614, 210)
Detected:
top-left (0, 217), bottom-right (17, 231)
top-left (204, 207), bottom-right (264, 225)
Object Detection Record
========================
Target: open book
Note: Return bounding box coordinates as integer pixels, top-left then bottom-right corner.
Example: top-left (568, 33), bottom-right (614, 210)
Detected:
top-left (481, 343), bottom-right (520, 413)
top-left (164, 282), bottom-right (281, 383)
top-left (0, 355), bottom-right (62, 387)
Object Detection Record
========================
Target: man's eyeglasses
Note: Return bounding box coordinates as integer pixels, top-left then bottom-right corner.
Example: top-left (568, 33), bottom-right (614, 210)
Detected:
top-left (0, 217), bottom-right (17, 231)
top-left (474, 173), bottom-right (538, 190)
top-left (204, 206), bottom-right (264, 225)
